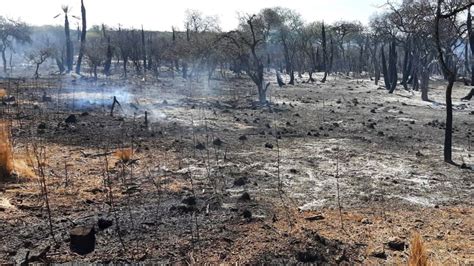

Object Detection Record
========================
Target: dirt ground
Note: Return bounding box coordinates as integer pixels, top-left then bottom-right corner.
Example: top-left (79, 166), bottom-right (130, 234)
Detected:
top-left (0, 72), bottom-right (472, 264)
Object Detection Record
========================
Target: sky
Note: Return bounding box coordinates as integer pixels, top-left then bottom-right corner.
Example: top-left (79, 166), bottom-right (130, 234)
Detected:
top-left (2, 0), bottom-right (389, 31)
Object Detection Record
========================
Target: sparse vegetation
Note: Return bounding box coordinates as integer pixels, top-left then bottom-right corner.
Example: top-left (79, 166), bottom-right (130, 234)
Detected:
top-left (0, 0), bottom-right (472, 264)
top-left (408, 232), bottom-right (429, 266)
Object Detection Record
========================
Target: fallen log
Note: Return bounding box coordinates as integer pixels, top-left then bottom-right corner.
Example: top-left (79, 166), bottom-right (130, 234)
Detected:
top-left (461, 88), bottom-right (473, 101)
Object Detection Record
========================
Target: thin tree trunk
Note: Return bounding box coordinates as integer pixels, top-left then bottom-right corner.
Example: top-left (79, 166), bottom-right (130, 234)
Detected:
top-left (122, 57), bottom-right (128, 78)
top-left (289, 70), bottom-right (295, 85)
top-left (321, 23), bottom-right (328, 83)
top-left (388, 40), bottom-right (398, 93)
top-left (1, 49), bottom-right (7, 74)
top-left (381, 45), bottom-right (390, 90)
top-left (34, 63), bottom-right (40, 78)
top-left (56, 56), bottom-right (65, 74)
top-left (65, 14), bottom-right (73, 73)
top-left (141, 26), bottom-right (146, 77)
top-left (75, 0), bottom-right (86, 74)
top-left (467, 8), bottom-right (474, 85)
top-left (420, 68), bottom-right (429, 101)
top-left (444, 78), bottom-right (454, 162)
top-left (401, 40), bottom-right (411, 88)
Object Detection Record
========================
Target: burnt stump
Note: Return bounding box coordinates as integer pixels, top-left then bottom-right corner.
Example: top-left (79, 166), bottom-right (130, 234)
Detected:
top-left (70, 226), bottom-right (96, 255)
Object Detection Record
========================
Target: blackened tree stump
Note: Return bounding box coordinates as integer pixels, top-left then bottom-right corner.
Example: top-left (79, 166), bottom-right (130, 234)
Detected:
top-left (70, 226), bottom-right (95, 255)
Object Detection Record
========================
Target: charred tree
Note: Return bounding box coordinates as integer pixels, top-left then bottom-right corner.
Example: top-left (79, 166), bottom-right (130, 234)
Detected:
top-left (118, 27), bottom-right (129, 78)
top-left (75, 0), bottom-right (86, 74)
top-left (434, 0), bottom-right (472, 163)
top-left (401, 38), bottom-right (412, 89)
top-left (370, 39), bottom-right (380, 85)
top-left (276, 71), bottom-right (285, 87)
top-left (63, 7), bottom-right (73, 73)
top-left (55, 56), bottom-right (65, 74)
top-left (102, 25), bottom-right (113, 76)
top-left (321, 22), bottom-right (328, 83)
top-left (182, 25), bottom-right (190, 79)
top-left (381, 45), bottom-right (390, 90)
top-left (420, 64), bottom-right (430, 101)
top-left (388, 39), bottom-right (398, 93)
top-left (224, 15), bottom-right (268, 104)
top-left (282, 38), bottom-right (295, 85)
top-left (147, 36), bottom-right (153, 71)
top-left (468, 8), bottom-right (474, 85)
top-left (247, 16), bottom-right (267, 103)
top-left (141, 26), bottom-right (147, 76)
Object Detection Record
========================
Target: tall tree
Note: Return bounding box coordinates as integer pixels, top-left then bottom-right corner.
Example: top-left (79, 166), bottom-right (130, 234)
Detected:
top-left (224, 14), bottom-right (269, 104)
top-left (435, 0), bottom-right (472, 163)
top-left (55, 6), bottom-right (74, 73)
top-left (321, 22), bottom-right (328, 83)
top-left (102, 24), bottom-right (113, 76)
top-left (141, 26), bottom-right (147, 77)
top-left (467, 8), bottom-right (474, 85)
top-left (388, 39), bottom-right (398, 93)
top-left (75, 0), bottom-right (87, 74)
top-left (381, 45), bottom-right (390, 90)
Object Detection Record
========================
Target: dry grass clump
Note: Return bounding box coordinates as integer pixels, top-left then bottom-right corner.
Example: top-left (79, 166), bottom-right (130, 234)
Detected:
top-left (13, 157), bottom-right (36, 179)
top-left (408, 232), bottom-right (430, 266)
top-left (0, 121), bottom-right (14, 180)
top-left (114, 147), bottom-right (133, 163)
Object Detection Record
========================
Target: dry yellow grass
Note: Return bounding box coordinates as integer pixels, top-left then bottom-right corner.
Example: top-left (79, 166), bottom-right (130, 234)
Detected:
top-left (409, 232), bottom-right (430, 266)
top-left (114, 147), bottom-right (133, 162)
top-left (13, 158), bottom-right (36, 179)
top-left (0, 121), bottom-right (14, 180)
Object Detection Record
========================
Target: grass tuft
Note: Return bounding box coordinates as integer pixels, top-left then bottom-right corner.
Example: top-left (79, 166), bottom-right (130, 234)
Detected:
top-left (114, 147), bottom-right (133, 163)
top-left (408, 232), bottom-right (429, 266)
top-left (0, 121), bottom-right (14, 180)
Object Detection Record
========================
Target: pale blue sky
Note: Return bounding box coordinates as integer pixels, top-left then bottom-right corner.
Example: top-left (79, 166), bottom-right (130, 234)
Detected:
top-left (3, 0), bottom-right (390, 31)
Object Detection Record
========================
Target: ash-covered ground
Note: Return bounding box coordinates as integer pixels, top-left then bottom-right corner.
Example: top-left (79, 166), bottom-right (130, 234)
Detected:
top-left (0, 73), bottom-right (472, 264)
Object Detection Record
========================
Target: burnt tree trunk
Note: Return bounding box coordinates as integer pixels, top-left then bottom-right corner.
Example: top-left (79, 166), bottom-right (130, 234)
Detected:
top-left (372, 42), bottom-right (380, 85)
top-left (65, 14), bottom-right (73, 73)
top-left (401, 39), bottom-right (412, 89)
top-left (75, 0), bottom-right (86, 74)
top-left (276, 71), bottom-right (285, 87)
top-left (122, 56), bottom-right (128, 78)
top-left (70, 226), bottom-right (95, 255)
top-left (289, 70), bottom-right (295, 85)
top-left (1, 48), bottom-right (7, 74)
top-left (388, 40), bottom-right (398, 93)
top-left (420, 67), bottom-right (430, 101)
top-left (329, 38), bottom-right (334, 74)
top-left (321, 23), bottom-right (328, 83)
top-left (102, 25), bottom-right (113, 76)
top-left (56, 56), bottom-right (65, 74)
top-left (467, 8), bottom-right (474, 86)
top-left (34, 63), bottom-right (41, 79)
top-left (141, 26), bottom-right (146, 76)
top-left (444, 77), bottom-right (454, 163)
top-left (411, 45), bottom-right (420, 91)
top-left (381, 45), bottom-right (390, 90)
top-left (434, 0), bottom-right (468, 164)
